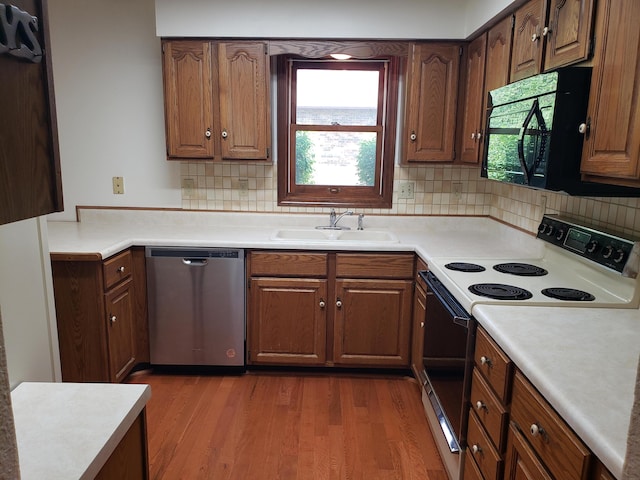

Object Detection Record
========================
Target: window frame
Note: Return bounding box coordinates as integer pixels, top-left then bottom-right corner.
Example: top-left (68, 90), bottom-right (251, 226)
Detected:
top-left (276, 55), bottom-right (399, 208)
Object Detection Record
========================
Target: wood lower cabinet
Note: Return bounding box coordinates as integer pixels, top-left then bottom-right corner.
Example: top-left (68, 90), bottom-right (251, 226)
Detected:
top-left (247, 251), bottom-right (414, 368)
top-left (52, 248), bottom-right (146, 382)
top-left (579, 0), bottom-right (640, 187)
top-left (411, 257), bottom-right (427, 379)
top-left (248, 277), bottom-right (327, 365)
top-left (404, 42), bottom-right (461, 163)
top-left (504, 424), bottom-right (553, 480)
top-left (95, 411), bottom-right (149, 480)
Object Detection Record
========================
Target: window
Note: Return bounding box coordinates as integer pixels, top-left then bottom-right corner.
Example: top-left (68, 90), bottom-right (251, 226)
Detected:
top-left (277, 56), bottom-right (399, 208)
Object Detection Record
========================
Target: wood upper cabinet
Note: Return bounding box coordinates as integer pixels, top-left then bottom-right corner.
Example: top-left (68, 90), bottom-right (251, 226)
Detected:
top-left (510, 0), bottom-right (547, 82)
top-left (162, 40), bottom-right (215, 159)
top-left (162, 40), bottom-right (270, 161)
top-left (404, 43), bottom-right (461, 163)
top-left (52, 248), bottom-right (146, 383)
top-left (218, 42), bottom-right (270, 160)
top-left (1, 0), bottom-right (63, 225)
top-left (485, 15), bottom-right (515, 95)
top-left (460, 34), bottom-right (487, 164)
top-left (579, 0), bottom-right (640, 187)
top-left (511, 0), bottom-right (595, 82)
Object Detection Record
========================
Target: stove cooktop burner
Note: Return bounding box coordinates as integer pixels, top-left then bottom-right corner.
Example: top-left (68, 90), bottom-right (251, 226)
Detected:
top-left (445, 262), bottom-right (486, 273)
top-left (469, 283), bottom-right (533, 300)
top-left (493, 262), bottom-right (548, 277)
top-left (541, 288), bottom-right (596, 301)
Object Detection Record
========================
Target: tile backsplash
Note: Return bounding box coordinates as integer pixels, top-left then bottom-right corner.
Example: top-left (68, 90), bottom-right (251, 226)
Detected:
top-left (181, 161), bottom-right (640, 238)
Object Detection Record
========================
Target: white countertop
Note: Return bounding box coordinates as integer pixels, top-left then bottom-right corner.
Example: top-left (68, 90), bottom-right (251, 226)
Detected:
top-left (46, 209), bottom-right (640, 478)
top-left (11, 382), bottom-right (151, 480)
top-left (474, 305), bottom-right (640, 479)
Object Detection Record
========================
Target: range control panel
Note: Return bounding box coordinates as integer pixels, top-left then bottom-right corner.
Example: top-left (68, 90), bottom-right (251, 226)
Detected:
top-left (537, 215), bottom-right (637, 273)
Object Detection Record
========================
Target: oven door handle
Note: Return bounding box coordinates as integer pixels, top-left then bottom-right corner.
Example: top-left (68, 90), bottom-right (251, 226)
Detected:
top-left (421, 271), bottom-right (471, 328)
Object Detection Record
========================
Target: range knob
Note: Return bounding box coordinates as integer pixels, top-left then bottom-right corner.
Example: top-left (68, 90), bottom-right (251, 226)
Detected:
top-left (545, 225), bottom-right (555, 236)
top-left (586, 240), bottom-right (599, 254)
top-left (555, 229), bottom-right (565, 241)
top-left (602, 245), bottom-right (614, 259)
top-left (538, 223), bottom-right (548, 235)
top-left (614, 249), bottom-right (626, 264)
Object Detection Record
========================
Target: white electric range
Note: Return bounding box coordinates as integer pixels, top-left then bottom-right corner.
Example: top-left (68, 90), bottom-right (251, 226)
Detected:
top-left (426, 215), bottom-right (640, 315)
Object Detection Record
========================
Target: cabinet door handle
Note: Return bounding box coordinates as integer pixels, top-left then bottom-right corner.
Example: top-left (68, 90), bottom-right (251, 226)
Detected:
top-left (336, 298), bottom-right (342, 308)
top-left (221, 130), bottom-right (228, 139)
top-left (542, 26), bottom-right (551, 37)
top-left (471, 132), bottom-right (477, 140)
top-left (480, 355), bottom-right (492, 366)
top-left (410, 131), bottom-right (417, 142)
top-left (532, 32), bottom-right (540, 42)
top-left (476, 400), bottom-right (486, 411)
top-left (579, 118), bottom-right (591, 139)
top-left (109, 315), bottom-right (117, 324)
top-left (471, 444), bottom-right (482, 454)
top-left (530, 423), bottom-right (543, 437)
top-left (205, 128), bottom-right (212, 138)
top-left (319, 299), bottom-right (326, 308)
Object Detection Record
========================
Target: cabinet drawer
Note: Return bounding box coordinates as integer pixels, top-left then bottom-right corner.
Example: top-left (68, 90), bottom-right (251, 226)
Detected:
top-left (474, 327), bottom-right (512, 403)
top-left (470, 368), bottom-right (508, 451)
top-left (103, 250), bottom-right (132, 290)
top-left (250, 251), bottom-right (327, 277)
top-left (463, 450), bottom-right (484, 480)
top-left (511, 371), bottom-right (590, 480)
top-left (467, 410), bottom-right (502, 480)
top-left (335, 253), bottom-right (414, 279)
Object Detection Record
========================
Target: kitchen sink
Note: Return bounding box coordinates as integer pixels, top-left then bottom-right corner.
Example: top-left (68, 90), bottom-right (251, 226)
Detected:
top-left (271, 229), bottom-right (398, 243)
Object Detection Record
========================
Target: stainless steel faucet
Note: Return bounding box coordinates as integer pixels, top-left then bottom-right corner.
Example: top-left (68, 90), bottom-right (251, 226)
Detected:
top-left (357, 213), bottom-right (364, 230)
top-left (329, 208), bottom-right (353, 229)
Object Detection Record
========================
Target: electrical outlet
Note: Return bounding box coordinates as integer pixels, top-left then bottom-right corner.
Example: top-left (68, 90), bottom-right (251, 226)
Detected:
top-left (452, 182), bottom-right (463, 201)
top-left (182, 178), bottom-right (195, 198)
top-left (398, 181), bottom-right (415, 199)
top-left (238, 178), bottom-right (249, 197)
top-left (112, 176), bottom-right (124, 194)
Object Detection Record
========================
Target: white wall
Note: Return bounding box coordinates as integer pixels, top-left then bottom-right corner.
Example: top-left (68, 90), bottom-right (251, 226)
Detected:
top-left (47, 0), bottom-right (180, 222)
top-left (46, 0), bottom-right (516, 222)
top-left (0, 218), bottom-right (61, 388)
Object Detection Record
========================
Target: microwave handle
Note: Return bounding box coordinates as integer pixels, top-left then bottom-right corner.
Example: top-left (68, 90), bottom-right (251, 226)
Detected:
top-left (517, 99), bottom-right (547, 185)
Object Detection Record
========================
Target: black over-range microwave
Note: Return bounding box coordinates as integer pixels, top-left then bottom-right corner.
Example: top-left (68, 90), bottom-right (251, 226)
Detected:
top-left (481, 68), bottom-right (640, 197)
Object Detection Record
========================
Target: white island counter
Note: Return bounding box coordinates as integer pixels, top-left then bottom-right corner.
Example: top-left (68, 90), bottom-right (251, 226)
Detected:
top-left (11, 382), bottom-right (151, 480)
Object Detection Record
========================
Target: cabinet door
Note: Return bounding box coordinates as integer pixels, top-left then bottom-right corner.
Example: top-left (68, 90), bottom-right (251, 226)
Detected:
top-left (334, 279), bottom-right (412, 366)
top-left (485, 15), bottom-right (514, 95)
top-left (105, 278), bottom-right (136, 383)
top-left (248, 278), bottom-right (327, 365)
top-left (510, 0), bottom-right (547, 82)
top-left (162, 40), bottom-right (214, 159)
top-left (460, 34), bottom-right (487, 164)
top-left (580, 0), bottom-right (640, 185)
top-left (404, 43), bottom-right (460, 162)
top-left (218, 42), bottom-right (270, 160)
top-left (504, 425), bottom-right (553, 480)
top-left (543, 0), bottom-right (595, 71)
top-left (411, 281), bottom-right (426, 379)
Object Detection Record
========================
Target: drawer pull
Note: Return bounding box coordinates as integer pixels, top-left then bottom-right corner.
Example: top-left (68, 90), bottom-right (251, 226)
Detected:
top-left (471, 444), bottom-right (482, 454)
top-left (480, 355), bottom-right (492, 366)
top-left (475, 400), bottom-right (486, 411)
top-left (117, 266), bottom-right (125, 273)
top-left (529, 423), bottom-right (547, 440)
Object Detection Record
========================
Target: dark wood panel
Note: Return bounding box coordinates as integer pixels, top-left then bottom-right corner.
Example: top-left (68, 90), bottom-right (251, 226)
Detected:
top-left (268, 40), bottom-right (409, 58)
top-left (95, 412), bottom-right (149, 480)
top-left (0, 0), bottom-right (63, 224)
top-left (52, 259), bottom-right (110, 382)
top-left (131, 247), bottom-right (150, 364)
top-left (249, 251), bottom-right (328, 277)
top-left (335, 253), bottom-right (414, 279)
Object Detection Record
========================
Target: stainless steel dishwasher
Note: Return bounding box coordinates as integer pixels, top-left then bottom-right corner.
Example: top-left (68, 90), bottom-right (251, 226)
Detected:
top-left (145, 247), bottom-right (245, 368)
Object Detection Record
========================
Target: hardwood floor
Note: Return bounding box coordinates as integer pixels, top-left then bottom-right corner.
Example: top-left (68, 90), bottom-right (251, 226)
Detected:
top-left (127, 371), bottom-right (448, 480)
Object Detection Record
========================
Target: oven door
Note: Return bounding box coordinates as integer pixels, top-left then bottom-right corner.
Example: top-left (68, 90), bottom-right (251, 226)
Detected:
top-left (420, 271), bottom-right (475, 454)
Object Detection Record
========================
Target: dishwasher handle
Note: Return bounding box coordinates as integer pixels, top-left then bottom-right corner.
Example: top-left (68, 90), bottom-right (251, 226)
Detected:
top-left (182, 258), bottom-right (208, 266)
